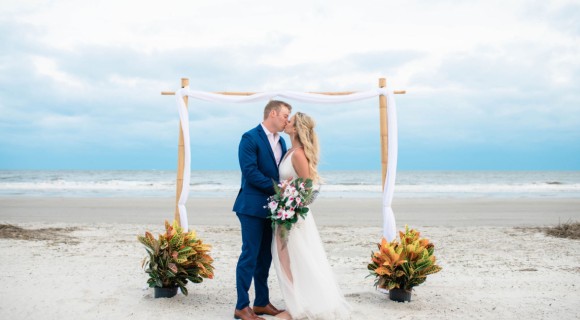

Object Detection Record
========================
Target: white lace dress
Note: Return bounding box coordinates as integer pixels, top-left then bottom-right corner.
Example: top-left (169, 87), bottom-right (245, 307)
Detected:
top-left (271, 151), bottom-right (351, 320)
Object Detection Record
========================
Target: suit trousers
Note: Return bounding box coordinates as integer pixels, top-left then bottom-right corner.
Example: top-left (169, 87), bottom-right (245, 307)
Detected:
top-left (235, 213), bottom-right (273, 310)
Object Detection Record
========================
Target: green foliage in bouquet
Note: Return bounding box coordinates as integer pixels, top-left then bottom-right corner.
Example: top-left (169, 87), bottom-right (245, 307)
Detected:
top-left (367, 225), bottom-right (442, 291)
top-left (267, 177), bottom-right (316, 232)
top-left (138, 220), bottom-right (214, 295)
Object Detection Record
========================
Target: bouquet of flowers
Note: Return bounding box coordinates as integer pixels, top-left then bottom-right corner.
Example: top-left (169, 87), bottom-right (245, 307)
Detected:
top-left (265, 177), bottom-right (317, 234)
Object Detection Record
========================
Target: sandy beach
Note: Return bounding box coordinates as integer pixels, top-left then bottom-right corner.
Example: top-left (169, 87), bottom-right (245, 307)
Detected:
top-left (1, 196), bottom-right (579, 319)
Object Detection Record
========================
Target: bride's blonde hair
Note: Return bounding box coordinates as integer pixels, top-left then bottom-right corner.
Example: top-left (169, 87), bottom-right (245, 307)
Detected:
top-left (294, 112), bottom-right (320, 183)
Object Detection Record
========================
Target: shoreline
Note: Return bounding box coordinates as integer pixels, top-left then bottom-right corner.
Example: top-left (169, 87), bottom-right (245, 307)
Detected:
top-left (1, 196), bottom-right (578, 227)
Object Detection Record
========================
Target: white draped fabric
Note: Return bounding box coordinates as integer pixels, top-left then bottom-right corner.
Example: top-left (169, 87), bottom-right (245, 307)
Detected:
top-left (175, 87), bottom-right (399, 240)
top-left (382, 93), bottom-right (398, 241)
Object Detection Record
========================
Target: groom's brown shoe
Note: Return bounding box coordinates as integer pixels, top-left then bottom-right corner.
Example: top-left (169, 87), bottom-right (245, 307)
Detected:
top-left (234, 306), bottom-right (265, 320)
top-left (253, 303), bottom-right (284, 316)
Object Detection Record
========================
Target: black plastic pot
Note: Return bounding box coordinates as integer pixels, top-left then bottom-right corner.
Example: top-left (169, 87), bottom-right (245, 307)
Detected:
top-left (389, 288), bottom-right (412, 302)
top-left (154, 286), bottom-right (178, 298)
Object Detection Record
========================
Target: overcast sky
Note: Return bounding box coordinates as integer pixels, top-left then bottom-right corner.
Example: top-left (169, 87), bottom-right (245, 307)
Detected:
top-left (0, 0), bottom-right (578, 170)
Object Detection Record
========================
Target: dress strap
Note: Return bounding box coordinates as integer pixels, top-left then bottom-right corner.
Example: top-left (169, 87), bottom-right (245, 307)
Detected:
top-left (281, 147), bottom-right (301, 164)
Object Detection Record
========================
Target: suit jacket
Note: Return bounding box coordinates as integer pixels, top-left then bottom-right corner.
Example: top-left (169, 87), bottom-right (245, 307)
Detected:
top-left (233, 124), bottom-right (287, 218)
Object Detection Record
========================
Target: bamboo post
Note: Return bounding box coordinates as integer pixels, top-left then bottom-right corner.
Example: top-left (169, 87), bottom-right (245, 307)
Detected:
top-left (379, 78), bottom-right (388, 191)
top-left (175, 78), bottom-right (189, 225)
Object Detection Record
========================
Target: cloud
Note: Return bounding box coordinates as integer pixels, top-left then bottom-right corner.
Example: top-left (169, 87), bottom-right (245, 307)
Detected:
top-left (522, 1), bottom-right (580, 37)
top-left (401, 38), bottom-right (580, 148)
top-left (0, 1), bottom-right (579, 170)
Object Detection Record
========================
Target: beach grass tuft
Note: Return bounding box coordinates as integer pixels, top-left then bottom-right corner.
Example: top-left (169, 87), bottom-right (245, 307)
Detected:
top-left (544, 220), bottom-right (580, 240)
top-left (0, 224), bottom-right (79, 243)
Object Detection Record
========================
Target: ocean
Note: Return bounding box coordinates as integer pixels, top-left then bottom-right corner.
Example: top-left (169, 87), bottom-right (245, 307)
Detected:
top-left (0, 170), bottom-right (578, 199)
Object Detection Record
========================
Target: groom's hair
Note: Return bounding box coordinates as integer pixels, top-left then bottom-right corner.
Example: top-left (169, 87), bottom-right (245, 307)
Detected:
top-left (263, 100), bottom-right (292, 120)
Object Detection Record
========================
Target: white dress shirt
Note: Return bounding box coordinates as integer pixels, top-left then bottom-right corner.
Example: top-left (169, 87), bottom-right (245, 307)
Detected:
top-left (261, 123), bottom-right (282, 165)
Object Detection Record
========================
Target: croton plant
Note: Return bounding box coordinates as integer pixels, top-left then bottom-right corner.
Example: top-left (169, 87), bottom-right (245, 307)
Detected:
top-left (368, 225), bottom-right (442, 291)
top-left (138, 220), bottom-right (214, 295)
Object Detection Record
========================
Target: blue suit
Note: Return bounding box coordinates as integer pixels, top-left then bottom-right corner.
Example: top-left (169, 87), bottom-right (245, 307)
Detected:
top-left (233, 124), bottom-right (287, 310)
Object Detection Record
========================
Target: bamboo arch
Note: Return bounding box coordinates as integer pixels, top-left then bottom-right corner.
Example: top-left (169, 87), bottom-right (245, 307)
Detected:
top-left (162, 77), bottom-right (406, 226)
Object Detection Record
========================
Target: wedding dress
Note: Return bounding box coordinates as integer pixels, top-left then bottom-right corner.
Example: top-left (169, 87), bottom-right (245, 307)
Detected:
top-left (272, 150), bottom-right (351, 320)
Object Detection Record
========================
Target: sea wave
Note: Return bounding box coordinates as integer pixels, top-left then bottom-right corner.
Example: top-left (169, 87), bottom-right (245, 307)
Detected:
top-left (1, 180), bottom-right (579, 198)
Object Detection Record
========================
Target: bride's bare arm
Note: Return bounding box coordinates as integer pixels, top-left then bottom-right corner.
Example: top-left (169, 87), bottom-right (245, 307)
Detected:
top-left (291, 148), bottom-right (310, 180)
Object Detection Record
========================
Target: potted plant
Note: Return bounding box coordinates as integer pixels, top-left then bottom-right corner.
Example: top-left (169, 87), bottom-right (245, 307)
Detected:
top-left (367, 225), bottom-right (442, 302)
top-left (138, 220), bottom-right (214, 298)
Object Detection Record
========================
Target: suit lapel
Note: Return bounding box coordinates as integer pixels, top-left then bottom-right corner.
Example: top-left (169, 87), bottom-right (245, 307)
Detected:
top-left (280, 137), bottom-right (287, 161)
top-left (256, 125), bottom-right (277, 166)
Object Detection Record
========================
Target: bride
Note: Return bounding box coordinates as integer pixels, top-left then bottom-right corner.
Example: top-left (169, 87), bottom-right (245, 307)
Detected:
top-left (271, 112), bottom-right (351, 320)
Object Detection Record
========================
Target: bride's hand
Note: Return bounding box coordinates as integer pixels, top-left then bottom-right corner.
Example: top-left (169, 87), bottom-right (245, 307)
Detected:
top-left (280, 177), bottom-right (294, 191)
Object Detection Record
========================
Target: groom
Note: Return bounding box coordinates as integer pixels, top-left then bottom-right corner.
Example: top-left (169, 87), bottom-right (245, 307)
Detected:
top-left (233, 100), bottom-right (292, 320)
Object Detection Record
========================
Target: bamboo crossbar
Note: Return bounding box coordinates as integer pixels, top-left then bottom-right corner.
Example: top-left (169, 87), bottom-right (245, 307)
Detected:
top-left (161, 90), bottom-right (406, 96)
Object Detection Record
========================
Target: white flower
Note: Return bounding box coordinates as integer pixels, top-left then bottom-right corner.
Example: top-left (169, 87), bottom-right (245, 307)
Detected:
top-left (268, 201), bottom-right (278, 212)
top-left (285, 196), bottom-right (295, 208)
top-left (281, 210), bottom-right (293, 220)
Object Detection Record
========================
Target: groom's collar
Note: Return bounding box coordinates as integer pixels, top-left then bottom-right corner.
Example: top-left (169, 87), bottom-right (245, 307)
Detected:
top-left (260, 122), bottom-right (279, 142)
